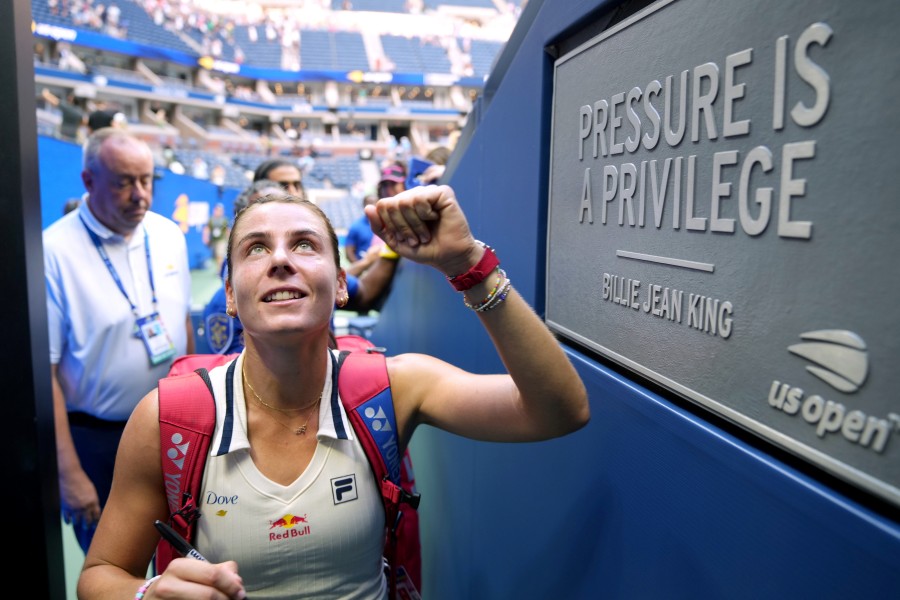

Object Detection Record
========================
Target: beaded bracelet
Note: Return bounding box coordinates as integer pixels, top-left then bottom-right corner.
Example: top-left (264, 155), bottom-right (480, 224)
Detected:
top-left (478, 278), bottom-right (512, 313)
top-left (135, 575), bottom-right (161, 600)
top-left (463, 268), bottom-right (511, 312)
top-left (447, 241), bottom-right (500, 291)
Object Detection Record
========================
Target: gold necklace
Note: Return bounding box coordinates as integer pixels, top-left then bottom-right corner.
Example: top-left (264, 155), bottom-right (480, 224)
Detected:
top-left (260, 407), bottom-right (316, 436)
top-left (243, 365), bottom-right (321, 435)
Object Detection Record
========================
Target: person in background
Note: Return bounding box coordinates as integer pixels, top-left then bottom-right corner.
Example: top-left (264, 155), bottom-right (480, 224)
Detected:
top-left (378, 162), bottom-right (408, 200)
top-left (252, 158), bottom-right (306, 198)
top-left (297, 144), bottom-right (316, 178)
top-left (342, 163), bottom-right (411, 311)
top-left (42, 88), bottom-right (84, 141)
top-left (203, 202), bottom-right (230, 272)
top-left (87, 109), bottom-right (127, 134)
top-left (210, 164), bottom-right (227, 187)
top-left (43, 128), bottom-right (195, 554)
top-left (231, 178), bottom-right (284, 219)
top-left (342, 242), bottom-right (401, 314)
top-left (418, 145), bottom-right (451, 184)
top-left (191, 156), bottom-right (210, 180)
top-left (343, 191), bottom-right (380, 263)
top-left (78, 187), bottom-right (590, 598)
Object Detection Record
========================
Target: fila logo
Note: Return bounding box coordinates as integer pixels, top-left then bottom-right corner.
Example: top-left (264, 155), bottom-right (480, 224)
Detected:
top-left (332, 474), bottom-right (358, 504)
top-left (166, 432), bottom-right (190, 470)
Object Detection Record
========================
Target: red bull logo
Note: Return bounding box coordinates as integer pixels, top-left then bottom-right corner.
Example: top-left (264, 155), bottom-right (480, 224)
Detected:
top-left (269, 513), bottom-right (311, 541)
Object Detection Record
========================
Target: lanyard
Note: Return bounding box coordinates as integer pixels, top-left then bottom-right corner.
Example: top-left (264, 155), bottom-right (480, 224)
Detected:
top-left (80, 214), bottom-right (157, 317)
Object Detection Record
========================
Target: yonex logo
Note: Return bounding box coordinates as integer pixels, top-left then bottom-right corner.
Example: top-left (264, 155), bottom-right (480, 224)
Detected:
top-left (362, 398), bottom-right (401, 482)
top-left (787, 329), bottom-right (868, 394)
top-left (332, 474), bottom-right (358, 504)
top-left (164, 432), bottom-right (190, 512)
top-left (364, 406), bottom-right (393, 432)
top-left (166, 432), bottom-right (190, 469)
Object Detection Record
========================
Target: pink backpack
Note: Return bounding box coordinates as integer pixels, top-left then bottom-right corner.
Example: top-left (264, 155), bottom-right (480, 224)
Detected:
top-left (156, 335), bottom-right (422, 598)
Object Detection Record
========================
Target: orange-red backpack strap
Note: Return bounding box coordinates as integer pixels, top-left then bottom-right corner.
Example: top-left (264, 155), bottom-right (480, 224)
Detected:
top-left (155, 367), bottom-right (218, 573)
top-left (336, 349), bottom-right (422, 599)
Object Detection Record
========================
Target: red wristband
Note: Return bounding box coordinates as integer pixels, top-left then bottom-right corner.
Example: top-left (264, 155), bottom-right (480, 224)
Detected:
top-left (447, 242), bottom-right (500, 291)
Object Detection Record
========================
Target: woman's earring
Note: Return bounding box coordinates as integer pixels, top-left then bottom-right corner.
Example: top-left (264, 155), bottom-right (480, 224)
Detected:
top-left (226, 307), bottom-right (235, 317)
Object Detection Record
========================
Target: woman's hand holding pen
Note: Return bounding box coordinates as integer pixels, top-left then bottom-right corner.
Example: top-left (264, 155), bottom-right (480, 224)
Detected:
top-left (150, 558), bottom-right (247, 599)
top-left (151, 520), bottom-right (247, 598)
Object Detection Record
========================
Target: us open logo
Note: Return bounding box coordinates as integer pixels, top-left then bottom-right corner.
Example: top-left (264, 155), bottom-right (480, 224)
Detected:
top-left (787, 329), bottom-right (868, 393)
top-left (768, 329), bottom-right (898, 453)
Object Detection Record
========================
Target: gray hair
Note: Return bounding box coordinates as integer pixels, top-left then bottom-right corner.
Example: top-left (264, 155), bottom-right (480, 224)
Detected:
top-left (82, 128), bottom-right (150, 172)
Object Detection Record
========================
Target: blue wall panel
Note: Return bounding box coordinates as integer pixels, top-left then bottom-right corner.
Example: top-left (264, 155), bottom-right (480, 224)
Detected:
top-left (369, 0), bottom-right (900, 597)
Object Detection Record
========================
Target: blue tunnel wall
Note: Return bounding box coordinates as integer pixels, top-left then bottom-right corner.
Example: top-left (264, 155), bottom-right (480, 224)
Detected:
top-left (365, 0), bottom-right (900, 598)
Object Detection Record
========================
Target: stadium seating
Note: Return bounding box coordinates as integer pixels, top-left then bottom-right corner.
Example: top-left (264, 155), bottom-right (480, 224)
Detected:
top-left (31, 0), bottom-right (513, 208)
top-left (307, 156), bottom-right (365, 190)
top-left (231, 25), bottom-right (283, 69)
top-left (381, 35), bottom-right (419, 73)
top-left (31, 0), bottom-right (196, 55)
top-left (335, 0), bottom-right (408, 13)
top-left (318, 193), bottom-right (364, 232)
top-left (469, 39), bottom-right (505, 78)
top-left (299, 30), bottom-right (370, 71)
top-left (423, 0), bottom-right (499, 9)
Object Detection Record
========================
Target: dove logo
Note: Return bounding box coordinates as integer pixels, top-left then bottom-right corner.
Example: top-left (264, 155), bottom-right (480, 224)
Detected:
top-left (767, 330), bottom-right (898, 454)
top-left (164, 432), bottom-right (190, 512)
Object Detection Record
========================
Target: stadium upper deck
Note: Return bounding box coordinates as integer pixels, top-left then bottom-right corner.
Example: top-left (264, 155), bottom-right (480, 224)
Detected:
top-left (32, 0), bottom-right (518, 165)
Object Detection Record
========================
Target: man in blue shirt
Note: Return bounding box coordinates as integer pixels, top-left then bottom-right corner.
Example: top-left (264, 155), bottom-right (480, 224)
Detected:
top-left (44, 129), bottom-right (194, 552)
top-left (344, 192), bottom-right (379, 263)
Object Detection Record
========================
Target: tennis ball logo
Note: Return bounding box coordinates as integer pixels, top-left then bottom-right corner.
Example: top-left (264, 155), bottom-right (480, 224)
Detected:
top-left (787, 330), bottom-right (868, 394)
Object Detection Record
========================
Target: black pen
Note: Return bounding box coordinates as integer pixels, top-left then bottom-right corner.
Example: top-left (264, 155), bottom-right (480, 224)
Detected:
top-left (154, 519), bottom-right (207, 562)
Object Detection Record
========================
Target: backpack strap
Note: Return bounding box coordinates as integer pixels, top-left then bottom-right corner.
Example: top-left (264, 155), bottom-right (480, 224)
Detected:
top-left (155, 367), bottom-right (217, 573)
top-left (336, 350), bottom-right (414, 495)
top-left (336, 350), bottom-right (421, 599)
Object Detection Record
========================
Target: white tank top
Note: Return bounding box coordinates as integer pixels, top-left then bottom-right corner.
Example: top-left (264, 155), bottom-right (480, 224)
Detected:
top-left (194, 352), bottom-right (388, 599)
